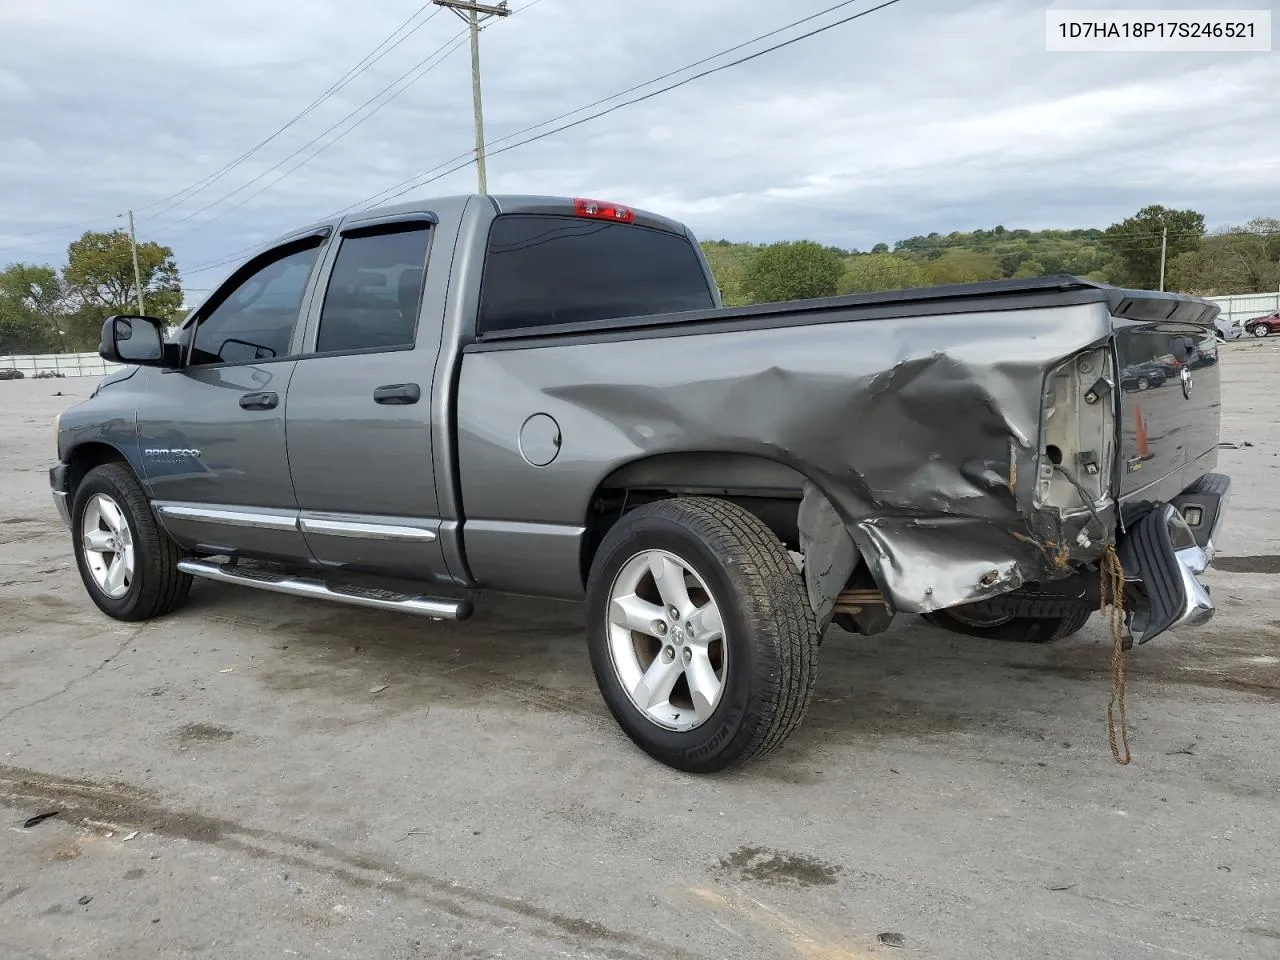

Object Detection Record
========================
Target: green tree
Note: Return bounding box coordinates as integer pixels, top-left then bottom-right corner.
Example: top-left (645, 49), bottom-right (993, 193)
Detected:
top-left (64, 229), bottom-right (183, 319)
top-left (1167, 218), bottom-right (1280, 296)
top-left (700, 240), bottom-right (755, 306)
top-left (1102, 205), bottom-right (1205, 289)
top-left (1012, 259), bottom-right (1046, 279)
top-left (0, 263), bottom-right (67, 352)
top-left (741, 241), bottom-right (844, 303)
top-left (922, 250), bottom-right (1003, 285)
top-left (838, 253), bottom-right (928, 294)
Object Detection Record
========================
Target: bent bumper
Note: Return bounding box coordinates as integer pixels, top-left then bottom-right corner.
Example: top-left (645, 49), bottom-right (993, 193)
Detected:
top-left (50, 463), bottom-right (71, 529)
top-left (1119, 472), bottom-right (1230, 644)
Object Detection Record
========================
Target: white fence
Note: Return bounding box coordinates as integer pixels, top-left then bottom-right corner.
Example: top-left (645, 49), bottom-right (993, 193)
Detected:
top-left (1205, 291), bottom-right (1280, 327)
top-left (0, 352), bottom-right (123, 378)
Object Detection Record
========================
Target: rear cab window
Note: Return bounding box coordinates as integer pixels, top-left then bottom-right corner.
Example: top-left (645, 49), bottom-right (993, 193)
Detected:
top-left (477, 215), bottom-right (715, 335)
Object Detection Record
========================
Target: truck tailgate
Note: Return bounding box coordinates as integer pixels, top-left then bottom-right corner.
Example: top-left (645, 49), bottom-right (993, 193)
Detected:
top-left (1110, 292), bottom-right (1222, 505)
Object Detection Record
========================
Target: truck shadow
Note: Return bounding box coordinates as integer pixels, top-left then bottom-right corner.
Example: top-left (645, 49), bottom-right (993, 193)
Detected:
top-left (181, 582), bottom-right (1280, 745)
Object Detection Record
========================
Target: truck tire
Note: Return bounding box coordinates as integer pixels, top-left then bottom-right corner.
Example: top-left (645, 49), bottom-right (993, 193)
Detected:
top-left (585, 497), bottom-right (819, 773)
top-left (71, 463), bottom-right (192, 622)
top-left (923, 604), bottom-right (1094, 644)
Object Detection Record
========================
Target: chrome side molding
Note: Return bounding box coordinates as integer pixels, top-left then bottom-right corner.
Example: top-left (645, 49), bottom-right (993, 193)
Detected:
top-left (299, 517), bottom-right (438, 542)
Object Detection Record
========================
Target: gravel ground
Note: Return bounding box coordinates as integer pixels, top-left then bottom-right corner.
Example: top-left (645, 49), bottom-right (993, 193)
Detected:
top-left (1, 342), bottom-right (1278, 960)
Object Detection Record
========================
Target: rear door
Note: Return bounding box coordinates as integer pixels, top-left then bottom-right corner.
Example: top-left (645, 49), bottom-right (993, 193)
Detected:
top-left (284, 215), bottom-right (453, 582)
top-left (139, 234), bottom-right (328, 561)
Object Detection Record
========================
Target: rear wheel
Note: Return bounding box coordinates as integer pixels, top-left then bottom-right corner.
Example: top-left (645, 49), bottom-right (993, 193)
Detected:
top-left (585, 497), bottom-right (819, 773)
top-left (924, 604), bottom-right (1094, 644)
top-left (71, 463), bottom-right (191, 621)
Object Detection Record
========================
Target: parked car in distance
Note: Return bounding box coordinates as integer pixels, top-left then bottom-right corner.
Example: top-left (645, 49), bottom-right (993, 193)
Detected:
top-left (50, 194), bottom-right (1230, 772)
top-left (1214, 315), bottom-right (1243, 340)
top-left (1244, 311), bottom-right (1280, 337)
top-left (0, 367), bottom-right (26, 380)
top-left (34, 370), bottom-right (67, 379)
top-left (1119, 360), bottom-right (1168, 391)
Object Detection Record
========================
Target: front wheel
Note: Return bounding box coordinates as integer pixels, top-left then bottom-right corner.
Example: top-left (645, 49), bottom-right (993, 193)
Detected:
top-left (585, 497), bottom-right (819, 773)
top-left (923, 604), bottom-right (1094, 644)
top-left (71, 463), bottom-right (192, 621)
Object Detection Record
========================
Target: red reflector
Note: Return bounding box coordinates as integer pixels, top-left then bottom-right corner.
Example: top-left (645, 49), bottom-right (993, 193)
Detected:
top-left (574, 197), bottom-right (634, 223)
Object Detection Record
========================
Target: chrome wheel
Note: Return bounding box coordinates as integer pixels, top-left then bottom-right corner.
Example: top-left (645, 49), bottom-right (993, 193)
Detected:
top-left (605, 549), bottom-right (728, 732)
top-left (1254, 326), bottom-right (1269, 338)
top-left (81, 493), bottom-right (135, 599)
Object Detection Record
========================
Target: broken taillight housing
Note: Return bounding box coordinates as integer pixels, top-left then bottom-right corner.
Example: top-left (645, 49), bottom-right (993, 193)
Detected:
top-left (1035, 346), bottom-right (1116, 514)
top-left (574, 198), bottom-right (635, 223)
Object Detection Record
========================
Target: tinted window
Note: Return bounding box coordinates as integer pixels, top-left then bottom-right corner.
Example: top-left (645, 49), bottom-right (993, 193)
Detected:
top-left (478, 215), bottom-right (714, 334)
top-left (316, 225), bottom-right (431, 353)
top-left (191, 245), bottom-right (321, 365)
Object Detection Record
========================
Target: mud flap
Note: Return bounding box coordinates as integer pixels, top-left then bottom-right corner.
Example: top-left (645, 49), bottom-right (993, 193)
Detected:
top-left (1117, 504), bottom-right (1215, 644)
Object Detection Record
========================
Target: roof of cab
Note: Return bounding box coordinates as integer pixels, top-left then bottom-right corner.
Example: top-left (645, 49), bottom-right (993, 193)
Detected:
top-left (206, 194), bottom-right (694, 290)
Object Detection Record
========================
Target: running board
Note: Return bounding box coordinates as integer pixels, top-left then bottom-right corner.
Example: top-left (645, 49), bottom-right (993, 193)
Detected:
top-left (177, 559), bottom-right (473, 620)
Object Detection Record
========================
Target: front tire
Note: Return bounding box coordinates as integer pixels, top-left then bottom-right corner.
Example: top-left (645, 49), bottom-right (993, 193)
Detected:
top-left (585, 497), bottom-right (819, 773)
top-left (71, 463), bottom-right (191, 621)
top-left (924, 604), bottom-right (1093, 644)
top-left (1253, 325), bottom-right (1269, 338)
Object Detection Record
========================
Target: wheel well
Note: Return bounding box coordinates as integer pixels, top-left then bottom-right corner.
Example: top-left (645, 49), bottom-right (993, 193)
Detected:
top-left (66, 442), bottom-right (132, 498)
top-left (581, 452), bottom-right (806, 585)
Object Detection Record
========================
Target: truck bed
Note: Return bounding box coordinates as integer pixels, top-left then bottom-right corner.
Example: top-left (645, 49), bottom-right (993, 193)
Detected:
top-left (456, 276), bottom-right (1221, 613)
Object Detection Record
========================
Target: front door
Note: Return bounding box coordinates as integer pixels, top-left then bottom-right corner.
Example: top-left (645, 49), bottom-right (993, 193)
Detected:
top-left (284, 217), bottom-right (453, 583)
top-left (138, 236), bottom-right (328, 561)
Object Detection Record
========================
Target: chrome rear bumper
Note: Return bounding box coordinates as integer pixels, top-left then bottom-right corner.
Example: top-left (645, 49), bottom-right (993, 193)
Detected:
top-left (1119, 473), bottom-right (1230, 644)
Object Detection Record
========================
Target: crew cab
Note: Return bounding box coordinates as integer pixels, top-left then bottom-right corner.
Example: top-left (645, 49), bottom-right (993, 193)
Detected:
top-left (51, 194), bottom-right (1230, 771)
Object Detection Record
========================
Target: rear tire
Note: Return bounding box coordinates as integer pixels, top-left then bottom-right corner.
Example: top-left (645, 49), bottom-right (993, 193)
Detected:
top-left (924, 604), bottom-right (1094, 644)
top-left (585, 497), bottom-right (819, 773)
top-left (71, 463), bottom-right (192, 621)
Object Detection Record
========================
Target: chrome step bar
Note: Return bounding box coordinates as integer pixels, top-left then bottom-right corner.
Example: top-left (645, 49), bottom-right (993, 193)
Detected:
top-left (177, 559), bottom-right (472, 620)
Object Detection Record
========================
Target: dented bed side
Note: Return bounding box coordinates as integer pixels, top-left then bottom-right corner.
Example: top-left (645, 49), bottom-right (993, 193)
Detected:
top-left (453, 292), bottom-right (1150, 613)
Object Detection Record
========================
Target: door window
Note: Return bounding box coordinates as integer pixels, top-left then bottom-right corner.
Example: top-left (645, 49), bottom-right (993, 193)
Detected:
top-left (189, 243), bottom-right (323, 366)
top-left (315, 225), bottom-right (431, 353)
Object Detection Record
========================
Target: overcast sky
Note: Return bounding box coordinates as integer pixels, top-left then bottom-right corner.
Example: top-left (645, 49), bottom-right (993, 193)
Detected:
top-left (1, 0), bottom-right (1277, 296)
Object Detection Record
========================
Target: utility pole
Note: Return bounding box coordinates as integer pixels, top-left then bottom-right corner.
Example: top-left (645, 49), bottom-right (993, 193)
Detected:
top-left (1158, 226), bottom-right (1168, 292)
top-left (433, 0), bottom-right (511, 194)
top-left (125, 209), bottom-right (146, 315)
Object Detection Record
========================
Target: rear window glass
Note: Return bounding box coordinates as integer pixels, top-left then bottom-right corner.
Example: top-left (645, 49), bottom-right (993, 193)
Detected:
top-left (478, 215), bottom-right (714, 334)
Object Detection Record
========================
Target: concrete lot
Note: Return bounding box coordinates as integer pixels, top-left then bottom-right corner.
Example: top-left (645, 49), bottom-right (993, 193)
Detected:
top-left (1, 342), bottom-right (1278, 960)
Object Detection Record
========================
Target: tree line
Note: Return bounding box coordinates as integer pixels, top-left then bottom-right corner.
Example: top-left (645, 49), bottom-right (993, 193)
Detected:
top-left (1, 230), bottom-right (183, 355)
top-left (701, 205), bottom-right (1280, 306)
top-left (4, 204), bottom-right (1277, 355)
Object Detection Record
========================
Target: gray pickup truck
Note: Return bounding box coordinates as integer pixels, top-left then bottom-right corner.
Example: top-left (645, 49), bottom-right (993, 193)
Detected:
top-left (51, 194), bottom-right (1230, 771)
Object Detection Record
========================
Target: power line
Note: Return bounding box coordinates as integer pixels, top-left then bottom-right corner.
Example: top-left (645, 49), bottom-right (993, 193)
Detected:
top-left (0, 3), bottom-right (445, 251)
top-left (184, 0), bottom-right (905, 274)
top-left (139, 4), bottom-right (445, 221)
top-left (149, 30), bottom-right (469, 239)
top-left (336, 0), bottom-right (886, 215)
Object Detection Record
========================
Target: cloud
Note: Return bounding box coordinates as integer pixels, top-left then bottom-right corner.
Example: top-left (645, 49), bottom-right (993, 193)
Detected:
top-left (0, 0), bottom-right (1276, 293)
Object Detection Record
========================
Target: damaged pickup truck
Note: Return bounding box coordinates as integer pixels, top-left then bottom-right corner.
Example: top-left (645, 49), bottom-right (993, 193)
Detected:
top-left (51, 194), bottom-right (1229, 772)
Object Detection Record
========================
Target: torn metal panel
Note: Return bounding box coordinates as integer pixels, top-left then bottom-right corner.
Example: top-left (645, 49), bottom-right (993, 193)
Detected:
top-left (797, 480), bottom-right (859, 627)
top-left (456, 291), bottom-right (1214, 610)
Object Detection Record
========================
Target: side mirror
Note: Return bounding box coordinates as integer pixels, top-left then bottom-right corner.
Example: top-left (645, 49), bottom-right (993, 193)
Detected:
top-left (99, 315), bottom-right (172, 366)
